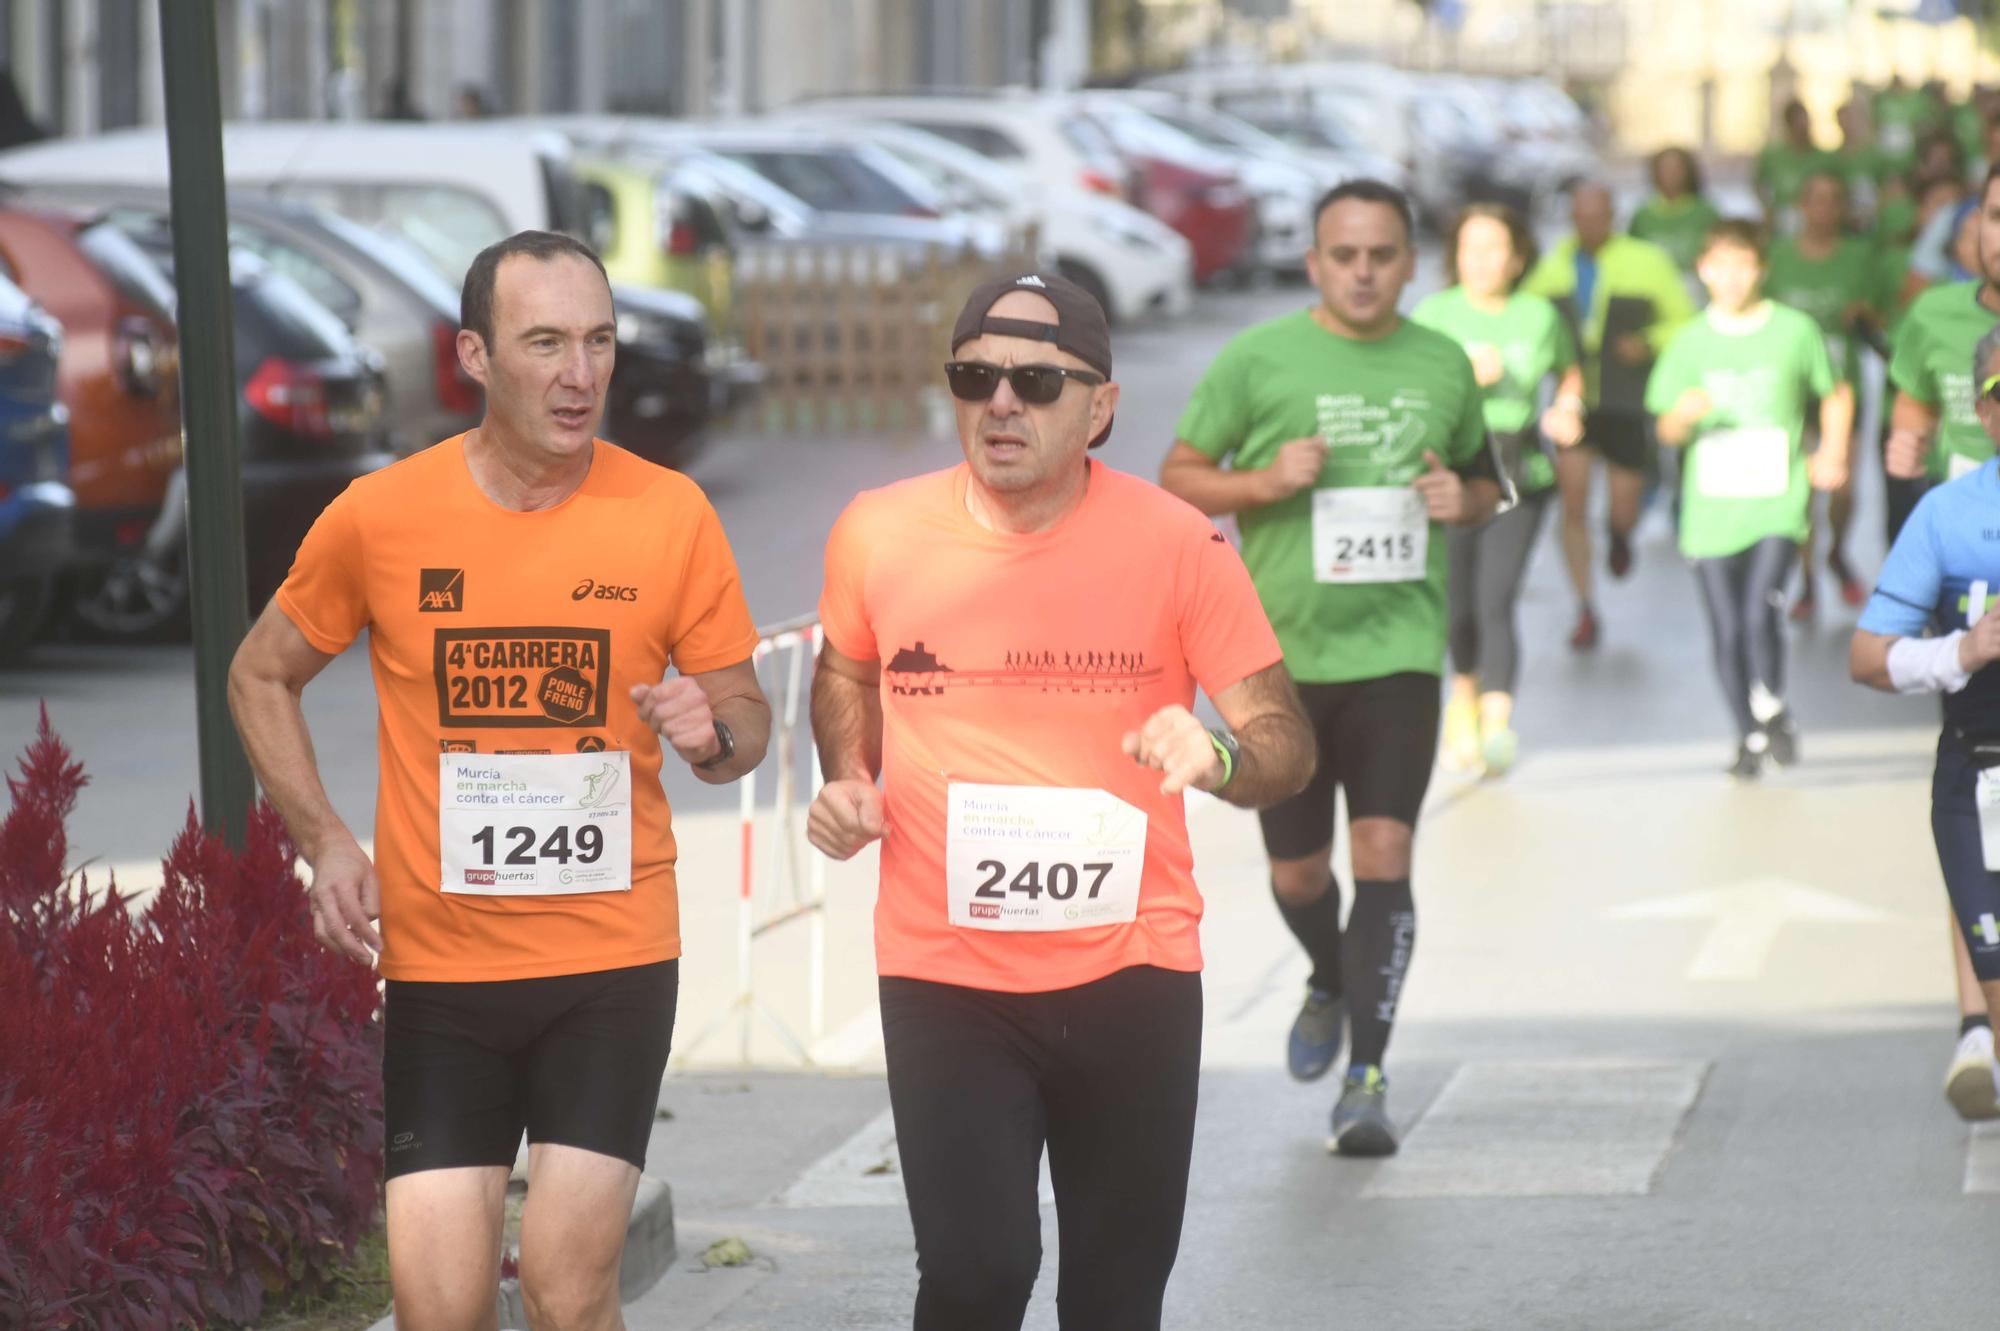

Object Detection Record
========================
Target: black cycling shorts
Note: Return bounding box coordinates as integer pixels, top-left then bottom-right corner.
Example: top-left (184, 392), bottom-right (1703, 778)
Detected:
top-left (382, 958), bottom-right (678, 1180)
top-left (1257, 672), bottom-right (1440, 861)
top-left (1932, 745), bottom-right (2000, 983)
top-left (1583, 407), bottom-right (1653, 474)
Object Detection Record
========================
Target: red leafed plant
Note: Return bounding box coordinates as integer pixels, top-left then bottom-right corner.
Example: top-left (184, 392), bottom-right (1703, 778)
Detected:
top-left (0, 707), bottom-right (384, 1329)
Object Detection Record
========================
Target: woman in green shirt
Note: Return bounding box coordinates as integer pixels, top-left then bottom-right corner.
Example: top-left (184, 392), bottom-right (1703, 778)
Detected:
top-left (1412, 204), bottom-right (1585, 777)
top-left (1629, 147), bottom-right (1722, 276)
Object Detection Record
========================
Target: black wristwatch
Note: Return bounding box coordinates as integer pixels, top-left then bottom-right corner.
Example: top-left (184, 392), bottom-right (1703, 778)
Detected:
top-left (694, 718), bottom-right (735, 770)
top-left (1206, 727), bottom-right (1240, 789)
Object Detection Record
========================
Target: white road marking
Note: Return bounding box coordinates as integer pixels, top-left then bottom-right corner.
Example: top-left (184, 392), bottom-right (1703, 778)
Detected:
top-left (1606, 877), bottom-right (1895, 981)
top-left (772, 1106), bottom-right (1053, 1209)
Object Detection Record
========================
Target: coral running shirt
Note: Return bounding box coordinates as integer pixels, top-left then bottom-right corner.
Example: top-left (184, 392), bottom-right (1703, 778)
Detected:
top-left (819, 461), bottom-right (1284, 993)
top-left (274, 436), bottom-right (758, 982)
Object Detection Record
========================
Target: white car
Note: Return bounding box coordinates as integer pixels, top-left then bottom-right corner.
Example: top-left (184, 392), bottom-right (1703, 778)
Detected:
top-left (0, 121), bottom-right (591, 281)
top-left (777, 115), bottom-right (1192, 325)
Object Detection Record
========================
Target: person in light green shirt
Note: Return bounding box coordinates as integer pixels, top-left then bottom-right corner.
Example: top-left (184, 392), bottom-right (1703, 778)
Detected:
top-left (1161, 179), bottom-right (1501, 1157)
top-left (1763, 169), bottom-right (1880, 613)
top-left (1875, 78), bottom-right (1945, 173)
top-left (1522, 183), bottom-right (1695, 650)
top-left (1886, 168), bottom-right (2000, 524)
top-left (1628, 147), bottom-right (1722, 275)
top-left (1411, 203), bottom-right (1583, 779)
top-left (1755, 100), bottom-right (1839, 238)
top-left (1649, 218), bottom-right (1854, 778)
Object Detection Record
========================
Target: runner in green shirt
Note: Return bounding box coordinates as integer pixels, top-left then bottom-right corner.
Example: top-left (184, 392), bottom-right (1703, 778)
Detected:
top-left (1875, 78), bottom-right (1944, 174)
top-left (1885, 168), bottom-right (2000, 526)
top-left (1628, 147), bottom-right (1722, 275)
top-left (1762, 169), bottom-right (1879, 614)
top-left (1161, 179), bottom-right (1501, 1158)
top-left (1648, 218), bottom-right (1853, 778)
top-left (1411, 203), bottom-right (1583, 780)
top-left (1756, 100), bottom-right (1838, 237)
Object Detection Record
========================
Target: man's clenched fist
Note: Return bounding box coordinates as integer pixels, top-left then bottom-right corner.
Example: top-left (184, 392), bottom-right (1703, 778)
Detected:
top-left (630, 676), bottom-right (721, 766)
top-left (1122, 704), bottom-right (1225, 797)
top-left (808, 779), bottom-right (886, 860)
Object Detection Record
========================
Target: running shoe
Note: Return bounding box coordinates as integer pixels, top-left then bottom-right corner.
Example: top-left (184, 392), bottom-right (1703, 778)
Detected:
top-left (1829, 552), bottom-right (1866, 608)
top-left (1727, 733), bottom-right (1767, 780)
top-left (1945, 1025), bottom-right (2000, 1121)
top-left (1568, 606), bottom-right (1600, 651)
top-left (1441, 697), bottom-right (1480, 772)
top-left (1764, 712), bottom-right (1800, 768)
top-left (1329, 1064), bottom-right (1398, 1157)
top-left (1788, 590), bottom-right (1817, 623)
top-left (1607, 530), bottom-right (1634, 580)
top-left (1480, 724), bottom-right (1519, 778)
top-left (1287, 988), bottom-right (1347, 1083)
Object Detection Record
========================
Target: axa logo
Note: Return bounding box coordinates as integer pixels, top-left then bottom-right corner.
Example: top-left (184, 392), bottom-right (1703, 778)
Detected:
top-left (572, 577), bottom-right (639, 602)
top-left (419, 568), bottom-right (464, 612)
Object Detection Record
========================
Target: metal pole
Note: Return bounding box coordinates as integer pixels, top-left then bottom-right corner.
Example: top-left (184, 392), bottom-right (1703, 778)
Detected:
top-left (159, 0), bottom-right (255, 847)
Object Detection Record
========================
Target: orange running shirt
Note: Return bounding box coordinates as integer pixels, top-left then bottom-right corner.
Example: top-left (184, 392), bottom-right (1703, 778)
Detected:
top-left (819, 460), bottom-right (1284, 993)
top-left (275, 436), bottom-right (758, 982)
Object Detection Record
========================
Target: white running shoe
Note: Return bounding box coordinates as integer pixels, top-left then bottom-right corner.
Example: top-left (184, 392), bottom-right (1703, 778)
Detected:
top-left (1944, 1025), bottom-right (2000, 1122)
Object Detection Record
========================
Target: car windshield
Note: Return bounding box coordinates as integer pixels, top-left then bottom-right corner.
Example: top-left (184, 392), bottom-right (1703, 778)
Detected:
top-left (75, 220), bottom-right (178, 320)
top-left (717, 148), bottom-right (930, 215)
top-left (235, 265), bottom-right (357, 363)
top-left (311, 209), bottom-right (462, 314)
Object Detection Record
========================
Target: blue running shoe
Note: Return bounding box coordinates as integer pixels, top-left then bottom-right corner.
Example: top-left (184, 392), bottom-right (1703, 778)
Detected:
top-left (1329, 1064), bottom-right (1398, 1157)
top-left (1287, 988), bottom-right (1345, 1082)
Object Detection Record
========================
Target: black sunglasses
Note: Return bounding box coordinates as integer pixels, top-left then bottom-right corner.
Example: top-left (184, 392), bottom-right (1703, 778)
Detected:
top-left (944, 360), bottom-right (1105, 406)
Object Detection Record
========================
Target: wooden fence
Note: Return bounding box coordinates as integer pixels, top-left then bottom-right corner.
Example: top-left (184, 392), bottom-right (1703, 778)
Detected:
top-left (735, 237), bottom-right (1038, 437)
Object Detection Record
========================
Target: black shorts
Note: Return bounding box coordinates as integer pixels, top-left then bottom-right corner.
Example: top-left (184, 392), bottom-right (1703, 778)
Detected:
top-left (382, 959), bottom-right (677, 1180)
top-left (1257, 672), bottom-right (1440, 861)
top-left (1932, 745), bottom-right (2000, 983)
top-left (1583, 407), bottom-right (1652, 474)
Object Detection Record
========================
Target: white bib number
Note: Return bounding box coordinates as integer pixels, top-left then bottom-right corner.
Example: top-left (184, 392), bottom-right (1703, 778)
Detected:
top-left (1977, 768), bottom-right (2000, 873)
top-left (440, 751), bottom-right (632, 895)
top-left (1950, 452), bottom-right (1983, 481)
top-left (945, 783), bottom-right (1147, 932)
top-left (1312, 486), bottom-right (1428, 584)
top-left (1695, 428), bottom-right (1790, 499)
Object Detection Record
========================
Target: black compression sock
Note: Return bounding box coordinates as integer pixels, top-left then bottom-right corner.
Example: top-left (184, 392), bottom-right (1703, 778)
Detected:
top-left (1344, 879), bottom-right (1416, 1069)
top-left (1962, 1014), bottom-right (1992, 1038)
top-left (1274, 875), bottom-right (1344, 996)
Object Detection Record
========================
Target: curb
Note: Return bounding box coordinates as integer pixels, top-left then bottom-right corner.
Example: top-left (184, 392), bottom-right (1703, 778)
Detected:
top-left (362, 1173), bottom-right (675, 1331)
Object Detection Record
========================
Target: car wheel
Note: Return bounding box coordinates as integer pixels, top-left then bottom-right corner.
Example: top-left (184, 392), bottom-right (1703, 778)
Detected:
top-left (69, 540), bottom-right (191, 642)
top-left (1054, 260), bottom-right (1116, 325)
top-left (0, 578), bottom-right (52, 664)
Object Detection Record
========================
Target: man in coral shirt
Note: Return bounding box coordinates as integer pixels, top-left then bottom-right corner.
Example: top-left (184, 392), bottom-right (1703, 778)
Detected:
top-left (807, 273), bottom-right (1315, 1331)
top-left (230, 231), bottom-right (768, 1331)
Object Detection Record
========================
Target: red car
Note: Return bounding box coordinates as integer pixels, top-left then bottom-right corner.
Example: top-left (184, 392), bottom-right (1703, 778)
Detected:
top-left (1082, 104), bottom-right (1253, 286)
top-left (0, 206), bottom-right (184, 637)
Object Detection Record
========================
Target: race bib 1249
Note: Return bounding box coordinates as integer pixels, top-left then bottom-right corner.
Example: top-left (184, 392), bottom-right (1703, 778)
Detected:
top-left (439, 751), bottom-right (632, 895)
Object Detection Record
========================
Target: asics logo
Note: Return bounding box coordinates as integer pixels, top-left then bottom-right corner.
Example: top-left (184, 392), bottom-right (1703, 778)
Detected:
top-left (572, 578), bottom-right (639, 602)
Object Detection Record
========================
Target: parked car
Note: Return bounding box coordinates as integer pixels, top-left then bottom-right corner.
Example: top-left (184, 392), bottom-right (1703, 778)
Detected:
top-left (14, 183), bottom-right (483, 457)
top-left (121, 234), bottom-right (396, 617)
top-left (0, 204), bottom-right (182, 639)
top-left (0, 270), bottom-right (74, 659)
top-left (773, 115), bottom-right (1192, 323)
top-left (575, 154), bottom-right (736, 336)
top-left (786, 91), bottom-right (1140, 206)
top-left (542, 118), bottom-right (1012, 260)
top-left (1074, 94), bottom-right (1293, 279)
top-left (0, 121), bottom-right (594, 286)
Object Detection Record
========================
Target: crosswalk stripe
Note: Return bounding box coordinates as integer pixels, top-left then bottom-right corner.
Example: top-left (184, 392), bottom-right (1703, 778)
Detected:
top-left (1361, 1059), bottom-right (1709, 1200)
top-left (1964, 1122), bottom-right (2000, 1194)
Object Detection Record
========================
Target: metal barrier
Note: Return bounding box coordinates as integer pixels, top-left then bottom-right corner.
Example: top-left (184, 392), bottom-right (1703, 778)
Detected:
top-left (676, 613), bottom-right (829, 1065)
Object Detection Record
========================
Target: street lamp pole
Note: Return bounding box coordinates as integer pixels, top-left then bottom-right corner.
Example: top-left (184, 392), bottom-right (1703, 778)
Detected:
top-left (158, 0), bottom-right (256, 848)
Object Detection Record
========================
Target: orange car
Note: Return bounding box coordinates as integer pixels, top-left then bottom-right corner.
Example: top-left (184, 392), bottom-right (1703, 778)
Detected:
top-left (0, 205), bottom-right (183, 638)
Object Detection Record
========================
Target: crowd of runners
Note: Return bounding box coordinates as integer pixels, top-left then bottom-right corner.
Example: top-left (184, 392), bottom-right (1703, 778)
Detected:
top-left (220, 74), bottom-right (2000, 1331)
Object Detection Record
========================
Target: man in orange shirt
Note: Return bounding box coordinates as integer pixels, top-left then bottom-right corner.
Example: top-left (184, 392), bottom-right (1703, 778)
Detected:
top-left (807, 273), bottom-right (1315, 1331)
top-left (229, 230), bottom-right (768, 1331)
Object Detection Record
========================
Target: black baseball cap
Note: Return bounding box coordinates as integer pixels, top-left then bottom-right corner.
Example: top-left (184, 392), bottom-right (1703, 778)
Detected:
top-left (950, 272), bottom-right (1115, 446)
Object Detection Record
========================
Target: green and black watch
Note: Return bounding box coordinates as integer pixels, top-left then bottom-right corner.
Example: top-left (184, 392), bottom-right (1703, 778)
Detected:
top-left (1206, 727), bottom-right (1240, 789)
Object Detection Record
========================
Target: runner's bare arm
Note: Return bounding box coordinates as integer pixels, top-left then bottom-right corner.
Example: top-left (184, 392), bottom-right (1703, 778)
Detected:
top-left (1854, 611), bottom-right (2000, 692)
top-left (811, 642), bottom-right (883, 782)
top-left (631, 659), bottom-right (771, 785)
top-left (1811, 382), bottom-right (1857, 490)
top-left (1887, 391), bottom-right (1941, 478)
top-left (228, 602), bottom-right (382, 963)
top-left (1849, 629), bottom-right (1901, 691)
top-left (1123, 662), bottom-right (1314, 808)
top-left (1160, 439), bottom-right (1325, 516)
top-left (807, 643), bottom-right (885, 860)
